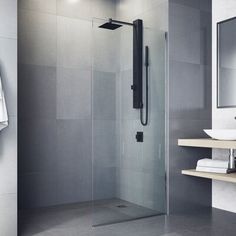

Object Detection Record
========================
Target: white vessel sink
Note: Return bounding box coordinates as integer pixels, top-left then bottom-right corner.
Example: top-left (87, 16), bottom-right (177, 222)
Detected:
top-left (204, 129), bottom-right (236, 141)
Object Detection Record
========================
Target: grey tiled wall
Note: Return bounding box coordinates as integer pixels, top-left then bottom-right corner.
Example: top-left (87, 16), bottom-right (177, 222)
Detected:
top-left (0, 0), bottom-right (17, 235)
top-left (18, 0), bottom-right (117, 209)
top-left (168, 0), bottom-right (212, 213)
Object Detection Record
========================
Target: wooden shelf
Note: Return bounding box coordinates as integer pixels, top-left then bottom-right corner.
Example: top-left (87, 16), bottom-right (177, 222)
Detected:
top-left (178, 138), bottom-right (236, 149)
top-left (182, 169), bottom-right (236, 183)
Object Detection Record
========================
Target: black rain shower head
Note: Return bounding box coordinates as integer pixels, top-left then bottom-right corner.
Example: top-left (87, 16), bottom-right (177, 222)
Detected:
top-left (99, 18), bottom-right (133, 30)
top-left (99, 22), bottom-right (122, 30)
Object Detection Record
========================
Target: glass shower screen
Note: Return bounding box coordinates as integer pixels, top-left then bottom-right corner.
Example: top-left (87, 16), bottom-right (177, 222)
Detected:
top-left (91, 18), bottom-right (166, 226)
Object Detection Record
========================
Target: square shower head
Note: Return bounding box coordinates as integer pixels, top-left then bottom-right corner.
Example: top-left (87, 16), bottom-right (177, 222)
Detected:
top-left (99, 22), bottom-right (122, 30)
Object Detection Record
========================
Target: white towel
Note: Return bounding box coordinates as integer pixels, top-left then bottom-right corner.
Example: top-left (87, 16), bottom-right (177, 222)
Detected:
top-left (196, 166), bottom-right (227, 174)
top-left (197, 158), bottom-right (228, 169)
top-left (0, 75), bottom-right (8, 131)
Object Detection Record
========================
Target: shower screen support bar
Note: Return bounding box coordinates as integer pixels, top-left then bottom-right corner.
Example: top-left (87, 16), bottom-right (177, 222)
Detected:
top-left (109, 18), bottom-right (134, 26)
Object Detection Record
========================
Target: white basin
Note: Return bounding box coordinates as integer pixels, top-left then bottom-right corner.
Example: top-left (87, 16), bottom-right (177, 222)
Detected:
top-left (204, 129), bottom-right (236, 141)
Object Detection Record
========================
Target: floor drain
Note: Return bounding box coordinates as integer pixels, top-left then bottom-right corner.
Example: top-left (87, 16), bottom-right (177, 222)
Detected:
top-left (116, 205), bottom-right (127, 208)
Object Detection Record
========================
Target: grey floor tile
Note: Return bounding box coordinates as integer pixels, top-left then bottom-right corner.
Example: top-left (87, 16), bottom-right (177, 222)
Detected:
top-left (20, 206), bottom-right (236, 236)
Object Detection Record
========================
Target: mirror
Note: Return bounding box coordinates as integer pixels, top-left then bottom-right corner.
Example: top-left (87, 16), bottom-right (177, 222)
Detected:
top-left (217, 17), bottom-right (236, 108)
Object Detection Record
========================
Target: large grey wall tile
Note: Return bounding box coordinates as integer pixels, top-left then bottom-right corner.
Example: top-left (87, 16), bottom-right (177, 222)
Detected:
top-left (91, 0), bottom-right (116, 19)
top-left (93, 25), bottom-right (119, 73)
top-left (18, 119), bottom-right (57, 174)
top-left (118, 169), bottom-right (143, 205)
top-left (93, 71), bottom-right (116, 120)
top-left (120, 120), bottom-right (143, 171)
top-left (0, 118), bottom-right (17, 195)
top-left (0, 0), bottom-right (17, 39)
top-left (57, 16), bottom-right (91, 69)
top-left (0, 38), bottom-right (17, 116)
top-left (170, 0), bottom-right (200, 9)
top-left (116, 0), bottom-right (143, 21)
top-left (141, 1), bottom-right (168, 31)
top-left (93, 166), bottom-right (116, 200)
top-left (56, 119), bottom-right (92, 172)
top-left (142, 112), bottom-right (165, 174)
top-left (142, 171), bottom-right (166, 212)
top-left (18, 64), bottom-right (56, 119)
top-left (119, 27), bottom-right (133, 71)
top-left (19, 172), bottom-right (59, 208)
top-left (200, 11), bottom-right (212, 66)
top-left (18, 10), bottom-right (57, 66)
top-left (93, 120), bottom-right (117, 200)
top-left (0, 194), bottom-right (17, 235)
top-left (93, 120), bottom-right (116, 167)
top-left (19, 0), bottom-right (57, 14)
top-left (56, 119), bottom-right (92, 204)
top-left (169, 60), bottom-right (211, 120)
top-left (56, 166), bottom-right (92, 204)
top-left (57, 0), bottom-right (91, 20)
top-left (169, 3), bottom-right (200, 64)
top-left (57, 68), bottom-right (91, 119)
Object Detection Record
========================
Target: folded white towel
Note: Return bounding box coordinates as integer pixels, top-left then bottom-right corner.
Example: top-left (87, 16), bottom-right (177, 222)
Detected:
top-left (197, 158), bottom-right (228, 169)
top-left (196, 166), bottom-right (227, 174)
top-left (0, 75), bottom-right (8, 131)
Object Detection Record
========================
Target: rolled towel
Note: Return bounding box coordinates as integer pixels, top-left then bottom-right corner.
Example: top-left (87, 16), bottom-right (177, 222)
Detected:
top-left (197, 158), bottom-right (228, 169)
top-left (196, 166), bottom-right (227, 174)
top-left (0, 75), bottom-right (8, 131)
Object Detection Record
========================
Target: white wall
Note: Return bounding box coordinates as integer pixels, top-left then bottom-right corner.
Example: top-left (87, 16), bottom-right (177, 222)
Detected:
top-left (0, 0), bottom-right (17, 235)
top-left (212, 0), bottom-right (236, 213)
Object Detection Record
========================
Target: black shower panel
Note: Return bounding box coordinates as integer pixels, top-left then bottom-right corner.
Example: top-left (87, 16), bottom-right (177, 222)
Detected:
top-left (132, 19), bottom-right (143, 109)
top-left (99, 18), bottom-right (144, 110)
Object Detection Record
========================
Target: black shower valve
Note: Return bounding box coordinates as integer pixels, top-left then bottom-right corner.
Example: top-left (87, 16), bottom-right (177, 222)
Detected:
top-left (136, 132), bottom-right (143, 142)
top-left (131, 85), bottom-right (136, 90)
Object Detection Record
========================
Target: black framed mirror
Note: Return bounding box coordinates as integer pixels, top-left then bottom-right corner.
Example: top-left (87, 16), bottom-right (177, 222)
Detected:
top-left (217, 17), bottom-right (236, 108)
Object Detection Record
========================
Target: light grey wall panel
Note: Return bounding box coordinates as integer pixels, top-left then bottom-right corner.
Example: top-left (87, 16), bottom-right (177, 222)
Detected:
top-left (19, 0), bottom-right (57, 14)
top-left (18, 10), bottom-right (57, 66)
top-left (0, 0), bottom-right (17, 39)
top-left (57, 68), bottom-right (91, 120)
top-left (0, 0), bottom-right (17, 234)
top-left (18, 64), bottom-right (56, 119)
top-left (57, 16), bottom-right (91, 70)
top-left (93, 71), bottom-right (116, 120)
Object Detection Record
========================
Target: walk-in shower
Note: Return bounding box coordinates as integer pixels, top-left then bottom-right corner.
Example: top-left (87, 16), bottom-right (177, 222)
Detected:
top-left (92, 17), bottom-right (166, 226)
top-left (18, 0), bottom-right (168, 232)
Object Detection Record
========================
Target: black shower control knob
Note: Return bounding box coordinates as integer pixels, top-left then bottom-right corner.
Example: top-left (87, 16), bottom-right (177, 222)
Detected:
top-left (131, 85), bottom-right (135, 90)
top-left (136, 132), bottom-right (143, 142)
